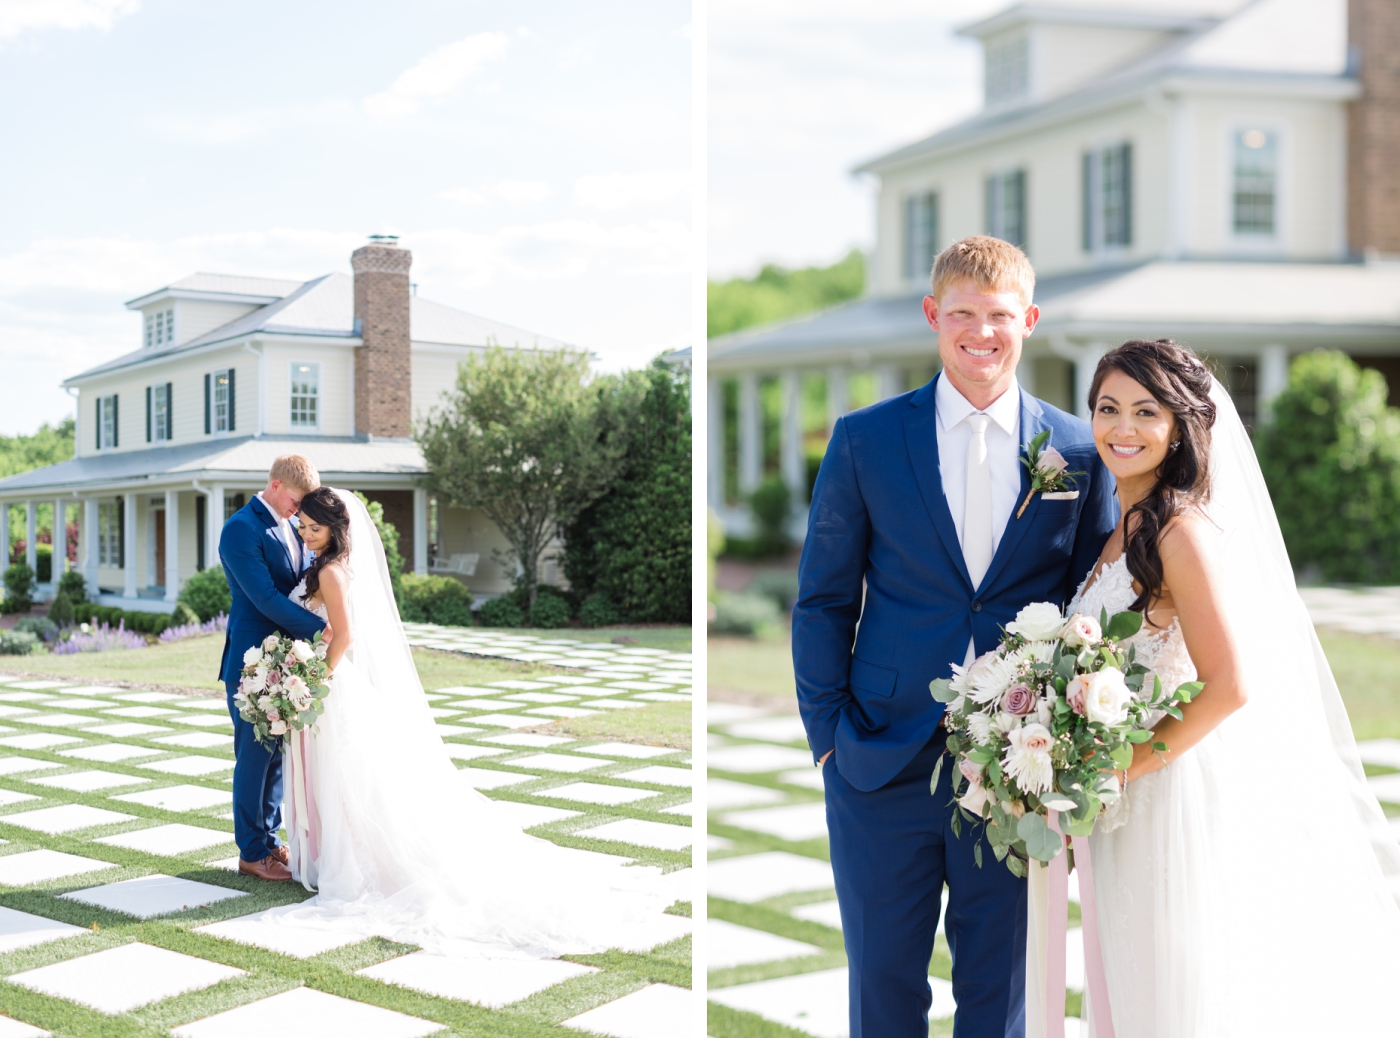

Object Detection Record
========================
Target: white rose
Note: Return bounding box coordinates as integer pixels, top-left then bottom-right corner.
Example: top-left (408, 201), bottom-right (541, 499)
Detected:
top-left (284, 675), bottom-right (308, 699)
top-left (290, 640), bottom-right (314, 663)
top-left (268, 717), bottom-right (288, 736)
top-left (1084, 667), bottom-right (1132, 727)
top-left (1006, 602), bottom-right (1064, 643)
top-left (1061, 614), bottom-right (1102, 648)
top-left (993, 712), bottom-right (1023, 736)
top-left (242, 645), bottom-right (262, 667)
top-left (262, 634), bottom-right (280, 651)
top-left (958, 777), bottom-right (992, 818)
top-left (1002, 722), bottom-right (1055, 795)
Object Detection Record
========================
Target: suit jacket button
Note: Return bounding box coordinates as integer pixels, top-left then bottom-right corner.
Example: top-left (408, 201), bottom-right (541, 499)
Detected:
top-left (971, 601), bottom-right (983, 613)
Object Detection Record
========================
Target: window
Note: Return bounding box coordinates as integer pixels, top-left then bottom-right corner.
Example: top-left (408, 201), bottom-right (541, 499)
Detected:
top-left (985, 34), bottom-right (1029, 106)
top-left (98, 499), bottom-right (123, 567)
top-left (206, 369), bottom-right (235, 434)
top-left (147, 382), bottom-right (172, 442)
top-left (985, 169), bottom-right (1027, 248)
top-left (1082, 143), bottom-right (1133, 252)
top-left (96, 394), bottom-right (118, 450)
top-left (289, 363), bottom-right (319, 428)
top-left (145, 307), bottom-right (175, 349)
top-left (224, 493), bottom-right (246, 523)
top-left (903, 192), bottom-right (939, 283)
top-left (1233, 129), bottom-right (1277, 236)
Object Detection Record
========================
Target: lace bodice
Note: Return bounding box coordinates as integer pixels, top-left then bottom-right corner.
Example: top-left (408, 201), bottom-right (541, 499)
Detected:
top-left (1068, 554), bottom-right (1196, 722)
top-left (290, 578), bottom-right (328, 622)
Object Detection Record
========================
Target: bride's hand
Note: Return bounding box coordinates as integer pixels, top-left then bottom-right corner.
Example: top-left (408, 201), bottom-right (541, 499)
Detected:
top-left (322, 623), bottom-right (334, 644)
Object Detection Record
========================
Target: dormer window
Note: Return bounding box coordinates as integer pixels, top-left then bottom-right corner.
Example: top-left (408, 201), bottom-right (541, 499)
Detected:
top-left (985, 34), bottom-right (1029, 107)
top-left (145, 307), bottom-right (176, 348)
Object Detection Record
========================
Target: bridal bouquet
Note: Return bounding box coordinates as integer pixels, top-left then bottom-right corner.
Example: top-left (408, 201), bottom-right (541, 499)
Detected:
top-left (233, 632), bottom-right (332, 748)
top-left (930, 602), bottom-right (1202, 876)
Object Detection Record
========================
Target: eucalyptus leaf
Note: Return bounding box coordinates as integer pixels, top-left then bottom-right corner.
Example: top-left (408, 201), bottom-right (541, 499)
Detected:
top-left (1106, 610), bottom-right (1143, 641)
top-left (1017, 811), bottom-right (1064, 862)
top-left (1152, 741), bottom-right (1169, 752)
top-left (973, 841), bottom-right (983, 869)
top-left (988, 758), bottom-right (1003, 784)
top-left (1110, 743), bottom-right (1134, 768)
top-left (929, 754), bottom-right (945, 796)
top-left (966, 746), bottom-right (993, 765)
top-left (930, 678), bottom-right (958, 703)
top-left (1175, 680), bottom-right (1205, 702)
top-left (1062, 806), bottom-right (1098, 838)
top-left (1007, 855), bottom-right (1027, 879)
top-left (1041, 796), bottom-right (1078, 812)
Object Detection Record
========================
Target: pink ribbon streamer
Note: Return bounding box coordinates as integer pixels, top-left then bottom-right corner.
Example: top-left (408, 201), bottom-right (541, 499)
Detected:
top-left (1045, 811), bottom-right (1116, 1038)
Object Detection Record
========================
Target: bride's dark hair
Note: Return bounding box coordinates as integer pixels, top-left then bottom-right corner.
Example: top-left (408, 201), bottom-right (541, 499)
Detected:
top-left (1088, 339), bottom-right (1217, 619)
top-left (298, 487), bottom-right (351, 601)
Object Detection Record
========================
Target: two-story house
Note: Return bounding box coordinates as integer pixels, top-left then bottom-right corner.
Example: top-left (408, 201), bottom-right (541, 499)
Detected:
top-left (708, 0), bottom-right (1400, 536)
top-left (0, 237), bottom-right (572, 609)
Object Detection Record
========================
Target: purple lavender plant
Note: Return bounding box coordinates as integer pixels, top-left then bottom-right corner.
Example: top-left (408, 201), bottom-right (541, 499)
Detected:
top-left (158, 613), bottom-right (228, 644)
top-left (53, 622), bottom-right (148, 654)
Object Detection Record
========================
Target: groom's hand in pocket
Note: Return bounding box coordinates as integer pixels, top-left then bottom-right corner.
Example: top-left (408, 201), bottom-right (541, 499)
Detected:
top-left (819, 750), bottom-right (833, 768)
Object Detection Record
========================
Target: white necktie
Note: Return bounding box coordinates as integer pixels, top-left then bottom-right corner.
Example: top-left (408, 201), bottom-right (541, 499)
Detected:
top-left (964, 413), bottom-right (993, 589)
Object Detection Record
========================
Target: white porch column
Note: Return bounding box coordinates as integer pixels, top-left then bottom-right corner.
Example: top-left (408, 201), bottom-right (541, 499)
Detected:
top-left (1258, 344), bottom-right (1289, 421)
top-left (874, 365), bottom-right (903, 402)
top-left (83, 498), bottom-right (99, 597)
top-left (53, 498), bottom-right (67, 579)
top-left (24, 502), bottom-right (36, 574)
top-left (738, 373), bottom-right (762, 494)
top-left (826, 366), bottom-right (848, 427)
top-left (209, 486), bottom-right (225, 569)
top-left (0, 505), bottom-right (9, 571)
top-left (780, 371), bottom-right (805, 503)
top-left (1073, 345), bottom-right (1108, 420)
top-left (164, 490), bottom-right (179, 602)
top-left (413, 488), bottom-right (429, 575)
top-left (122, 494), bottom-right (137, 599)
top-left (707, 375), bottom-right (723, 508)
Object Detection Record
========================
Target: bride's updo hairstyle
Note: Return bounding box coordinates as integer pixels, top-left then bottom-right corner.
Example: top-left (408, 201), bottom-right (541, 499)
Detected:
top-left (1088, 339), bottom-right (1217, 618)
top-left (299, 487), bottom-right (351, 601)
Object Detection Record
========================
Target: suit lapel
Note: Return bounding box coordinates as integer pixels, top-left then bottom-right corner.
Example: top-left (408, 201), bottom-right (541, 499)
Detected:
top-left (251, 496), bottom-right (298, 574)
top-left (902, 375), bottom-right (973, 590)
top-left (978, 393), bottom-right (1050, 594)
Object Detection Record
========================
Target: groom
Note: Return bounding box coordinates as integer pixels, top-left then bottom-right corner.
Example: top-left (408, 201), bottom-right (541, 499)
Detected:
top-left (793, 236), bottom-right (1118, 1036)
top-left (218, 454), bottom-right (329, 882)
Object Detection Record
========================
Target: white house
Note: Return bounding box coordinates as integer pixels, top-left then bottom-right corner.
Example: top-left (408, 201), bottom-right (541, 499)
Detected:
top-left (709, 0), bottom-right (1400, 535)
top-left (0, 237), bottom-right (573, 609)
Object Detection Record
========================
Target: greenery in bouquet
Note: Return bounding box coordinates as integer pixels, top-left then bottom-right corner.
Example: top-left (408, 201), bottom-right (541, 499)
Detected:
top-left (233, 631), bottom-right (332, 749)
top-left (930, 601), bottom-right (1202, 876)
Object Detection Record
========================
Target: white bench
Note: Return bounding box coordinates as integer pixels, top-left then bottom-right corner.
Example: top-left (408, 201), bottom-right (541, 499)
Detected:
top-left (429, 553), bottom-right (479, 576)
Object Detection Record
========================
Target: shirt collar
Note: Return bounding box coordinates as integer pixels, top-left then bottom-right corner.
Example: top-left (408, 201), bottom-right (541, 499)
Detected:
top-left (936, 373), bottom-right (1021, 437)
top-left (256, 491), bottom-right (287, 525)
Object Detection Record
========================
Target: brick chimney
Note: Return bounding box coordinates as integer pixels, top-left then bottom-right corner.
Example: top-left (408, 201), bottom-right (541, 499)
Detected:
top-left (352, 236), bottom-right (413, 438)
top-left (1348, 0), bottom-right (1400, 256)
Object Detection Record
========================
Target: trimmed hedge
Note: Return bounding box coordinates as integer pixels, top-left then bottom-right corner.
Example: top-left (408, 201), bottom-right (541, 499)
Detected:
top-left (72, 602), bottom-right (176, 635)
top-left (578, 592), bottom-right (621, 628)
top-left (178, 565), bottom-right (231, 623)
top-left (56, 570), bottom-right (88, 603)
top-left (399, 574), bottom-right (473, 627)
top-left (528, 593), bottom-right (571, 629)
top-left (477, 596), bottom-right (525, 628)
top-left (1, 562), bottom-right (34, 615)
top-left (47, 591), bottom-right (74, 626)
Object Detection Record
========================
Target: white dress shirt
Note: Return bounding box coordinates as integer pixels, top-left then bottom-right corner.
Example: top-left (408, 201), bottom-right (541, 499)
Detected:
top-left (257, 492), bottom-right (302, 570)
top-left (936, 375), bottom-right (1023, 564)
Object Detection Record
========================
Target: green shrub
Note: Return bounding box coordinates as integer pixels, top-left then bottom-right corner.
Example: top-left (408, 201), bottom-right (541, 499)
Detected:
top-left (35, 544), bottom-right (51, 584)
top-left (93, 605), bottom-right (122, 627)
top-left (1257, 351), bottom-right (1400, 582)
top-left (709, 591), bottom-right (781, 637)
top-left (178, 565), bottom-right (231, 623)
top-left (57, 570), bottom-right (88, 603)
top-left (477, 596), bottom-right (525, 628)
top-left (528, 593), bottom-right (571, 628)
top-left (169, 603), bottom-right (199, 629)
top-left (0, 630), bottom-right (39, 655)
top-left (749, 477), bottom-right (791, 554)
top-left (578, 593), bottom-right (621, 628)
top-left (352, 493), bottom-right (406, 606)
top-left (748, 570), bottom-right (800, 612)
top-left (399, 573), bottom-right (473, 627)
top-left (15, 616), bottom-right (57, 640)
top-left (46, 592), bottom-right (74, 627)
top-left (2, 562), bottom-right (35, 615)
top-left (73, 601), bottom-right (96, 624)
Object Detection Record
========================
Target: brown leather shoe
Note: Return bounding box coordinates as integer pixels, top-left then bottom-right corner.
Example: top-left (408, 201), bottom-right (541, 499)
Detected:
top-left (238, 855), bottom-right (292, 882)
top-left (270, 845), bottom-right (289, 866)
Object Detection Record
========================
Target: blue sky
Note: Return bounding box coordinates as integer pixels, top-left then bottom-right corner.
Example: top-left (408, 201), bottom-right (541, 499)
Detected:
top-left (0, 0), bottom-right (691, 434)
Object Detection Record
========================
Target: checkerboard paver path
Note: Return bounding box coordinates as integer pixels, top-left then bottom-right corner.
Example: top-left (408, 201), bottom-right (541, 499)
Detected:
top-left (0, 626), bottom-right (692, 1036)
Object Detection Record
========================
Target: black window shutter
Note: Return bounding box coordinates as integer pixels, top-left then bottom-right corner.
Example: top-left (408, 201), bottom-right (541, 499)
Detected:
top-left (95, 398), bottom-right (101, 450)
top-left (116, 496), bottom-right (124, 568)
top-left (1121, 143), bottom-right (1133, 247)
top-left (1082, 152), bottom-right (1093, 252)
top-left (146, 387), bottom-right (152, 443)
top-left (204, 374), bottom-right (211, 435)
top-left (112, 395), bottom-right (118, 448)
top-left (166, 382), bottom-right (173, 440)
top-left (196, 495), bottom-right (206, 571)
top-left (228, 369), bottom-right (236, 432)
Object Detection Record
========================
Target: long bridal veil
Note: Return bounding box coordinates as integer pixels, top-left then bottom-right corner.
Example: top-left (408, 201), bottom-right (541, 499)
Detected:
top-left (265, 489), bottom-right (684, 959)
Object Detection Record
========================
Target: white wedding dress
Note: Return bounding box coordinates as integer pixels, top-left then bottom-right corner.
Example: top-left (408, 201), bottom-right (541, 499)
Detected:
top-left (1026, 383), bottom-right (1400, 1036)
top-left (264, 490), bottom-right (686, 960)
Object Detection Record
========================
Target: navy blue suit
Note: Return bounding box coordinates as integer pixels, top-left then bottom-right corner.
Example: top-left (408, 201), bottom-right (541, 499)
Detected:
top-left (793, 375), bottom-right (1117, 1037)
top-left (218, 496), bottom-right (324, 863)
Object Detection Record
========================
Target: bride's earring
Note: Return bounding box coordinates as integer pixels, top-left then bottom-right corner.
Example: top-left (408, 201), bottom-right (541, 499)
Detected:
top-left (1170, 441), bottom-right (1181, 451)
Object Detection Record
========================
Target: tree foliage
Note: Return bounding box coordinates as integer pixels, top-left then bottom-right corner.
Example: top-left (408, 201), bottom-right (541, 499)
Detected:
top-left (0, 417), bottom-right (74, 479)
top-left (707, 249), bottom-right (865, 338)
top-left (1257, 350), bottom-right (1400, 582)
top-left (561, 362), bottom-right (691, 623)
top-left (418, 348), bottom-right (635, 608)
top-left (352, 493), bottom-right (406, 605)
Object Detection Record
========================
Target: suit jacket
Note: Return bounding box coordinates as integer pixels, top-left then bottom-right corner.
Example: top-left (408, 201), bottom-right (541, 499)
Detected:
top-left (218, 496), bottom-right (325, 684)
top-left (792, 374), bottom-right (1118, 792)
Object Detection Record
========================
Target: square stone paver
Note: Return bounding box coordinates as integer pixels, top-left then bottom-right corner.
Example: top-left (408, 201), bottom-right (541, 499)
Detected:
top-left (4, 682), bottom-right (69, 690)
top-left (23, 713), bottom-right (104, 728)
top-left (30, 770), bottom-right (150, 793)
top-left (153, 732), bottom-right (235, 749)
top-left (778, 769), bottom-right (825, 791)
top-left (791, 900), bottom-right (843, 929)
top-left (575, 742), bottom-right (677, 759)
top-left (616, 766), bottom-right (691, 788)
top-left (1368, 773), bottom-right (1400, 803)
top-left (102, 706), bottom-right (180, 718)
top-left (60, 742), bottom-right (163, 762)
top-left (544, 782), bottom-right (662, 807)
top-left (501, 691), bottom-right (579, 704)
top-left (435, 725), bottom-right (485, 737)
top-left (0, 904), bottom-right (88, 954)
top-left (457, 768), bottom-right (534, 790)
top-left (578, 819), bottom-right (691, 851)
top-left (444, 745), bottom-right (509, 761)
top-left (708, 852), bottom-right (835, 902)
top-left (171, 988), bottom-right (445, 1038)
top-left (562, 984), bottom-right (693, 1037)
top-left (50, 685), bottom-right (124, 696)
top-left (468, 714), bottom-right (544, 729)
top-left (0, 789), bottom-right (39, 806)
top-left (1357, 738), bottom-right (1400, 770)
top-left (110, 691), bottom-right (186, 703)
top-left (0, 849), bottom-right (117, 886)
top-left (0, 733), bottom-right (83, 750)
top-left (726, 717), bottom-right (811, 744)
top-left (10, 942), bottom-right (244, 1014)
top-left (708, 919), bottom-right (823, 969)
top-left (358, 950), bottom-right (597, 1008)
top-left (722, 803), bottom-right (829, 842)
top-left (660, 802), bottom-right (695, 820)
top-left (2, 804), bottom-right (135, 834)
top-left (432, 685), bottom-right (504, 695)
top-left (86, 723), bottom-right (173, 738)
top-left (96, 824), bottom-right (235, 856)
top-left (708, 778), bottom-right (787, 810)
top-left (0, 1018), bottom-right (48, 1037)
top-left (139, 756), bottom-right (234, 777)
top-left (113, 785), bottom-right (230, 812)
top-left (709, 744), bottom-right (816, 773)
top-left (193, 902), bottom-right (364, 958)
top-left (0, 692), bottom-right (50, 703)
top-left (482, 733), bottom-right (573, 747)
top-left (36, 698), bottom-right (109, 710)
top-left (446, 699), bottom-right (510, 710)
top-left (582, 699), bottom-right (648, 711)
top-left (631, 693), bottom-right (690, 703)
top-left (61, 874), bottom-right (247, 917)
top-left (523, 706), bottom-right (599, 719)
top-left (172, 714), bottom-right (233, 728)
top-left (710, 968), bottom-right (956, 1036)
top-left (0, 756), bottom-right (62, 775)
top-left (507, 753), bottom-right (607, 774)
top-left (487, 680), bottom-right (556, 691)
top-left (491, 801), bottom-right (581, 829)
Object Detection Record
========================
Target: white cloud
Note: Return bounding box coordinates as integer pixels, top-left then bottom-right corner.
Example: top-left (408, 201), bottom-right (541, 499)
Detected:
top-left (363, 31), bottom-right (509, 121)
top-left (151, 99), bottom-right (357, 145)
top-left (492, 180), bottom-right (553, 204)
top-left (439, 186), bottom-right (489, 208)
top-left (0, 0), bottom-right (139, 41)
top-left (574, 170), bottom-right (690, 212)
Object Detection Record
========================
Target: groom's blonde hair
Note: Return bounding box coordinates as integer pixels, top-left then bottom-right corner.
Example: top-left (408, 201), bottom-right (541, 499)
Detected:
top-left (268, 454), bottom-right (320, 492)
top-left (931, 235), bottom-right (1036, 306)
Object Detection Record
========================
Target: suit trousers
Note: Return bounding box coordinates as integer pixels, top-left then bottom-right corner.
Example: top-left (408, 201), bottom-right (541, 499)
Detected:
top-left (227, 679), bottom-right (284, 862)
top-left (825, 730), bottom-right (1027, 1038)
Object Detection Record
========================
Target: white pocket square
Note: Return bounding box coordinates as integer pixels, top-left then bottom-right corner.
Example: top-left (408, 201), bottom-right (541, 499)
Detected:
top-left (1041, 490), bottom-right (1079, 500)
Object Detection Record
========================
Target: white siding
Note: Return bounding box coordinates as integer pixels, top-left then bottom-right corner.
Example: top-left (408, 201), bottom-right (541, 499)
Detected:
top-left (261, 344), bottom-right (355, 436)
top-left (1033, 24), bottom-right (1177, 103)
top-left (168, 300), bottom-right (261, 346)
top-left (412, 344), bottom-right (484, 424)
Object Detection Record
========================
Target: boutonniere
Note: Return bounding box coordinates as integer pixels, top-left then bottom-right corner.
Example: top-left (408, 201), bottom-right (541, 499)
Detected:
top-left (1016, 431), bottom-right (1085, 518)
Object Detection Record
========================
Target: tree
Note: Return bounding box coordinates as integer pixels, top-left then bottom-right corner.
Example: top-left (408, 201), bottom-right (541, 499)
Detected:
top-left (562, 361), bottom-right (691, 622)
top-left (418, 348), bottom-right (635, 608)
top-left (0, 417), bottom-right (75, 478)
top-left (707, 250), bottom-right (865, 338)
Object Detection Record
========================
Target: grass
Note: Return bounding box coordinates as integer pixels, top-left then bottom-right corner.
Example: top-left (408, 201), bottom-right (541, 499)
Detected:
top-left (543, 701), bottom-right (691, 749)
top-left (707, 636), bottom-right (793, 705)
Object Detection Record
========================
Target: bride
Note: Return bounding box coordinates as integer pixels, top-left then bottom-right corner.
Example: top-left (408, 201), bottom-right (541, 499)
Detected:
top-left (1026, 339), bottom-right (1400, 1035)
top-left (262, 486), bottom-right (683, 959)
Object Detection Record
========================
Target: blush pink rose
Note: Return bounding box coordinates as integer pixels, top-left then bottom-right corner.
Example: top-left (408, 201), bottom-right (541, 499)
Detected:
top-left (1001, 683), bottom-right (1037, 716)
top-left (959, 757), bottom-right (983, 784)
top-left (1061, 614), bottom-right (1101, 648)
top-left (1039, 446), bottom-right (1068, 476)
top-left (265, 709), bottom-right (279, 722)
top-left (1066, 675), bottom-right (1088, 716)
